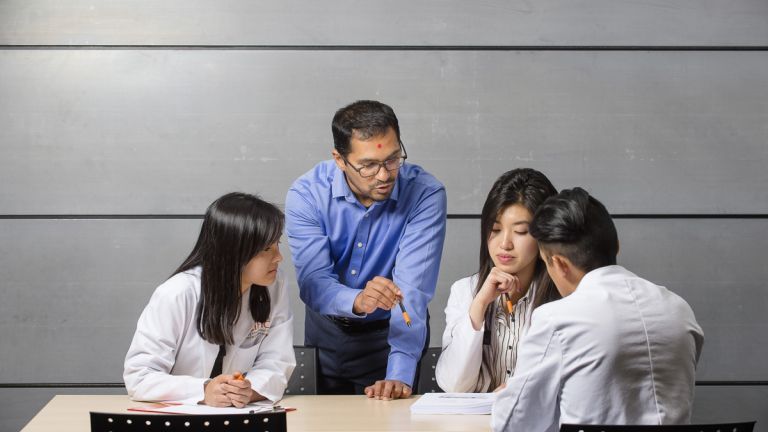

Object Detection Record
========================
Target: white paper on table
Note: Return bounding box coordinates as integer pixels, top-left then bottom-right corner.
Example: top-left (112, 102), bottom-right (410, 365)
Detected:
top-left (410, 392), bottom-right (496, 415)
top-left (129, 399), bottom-right (278, 415)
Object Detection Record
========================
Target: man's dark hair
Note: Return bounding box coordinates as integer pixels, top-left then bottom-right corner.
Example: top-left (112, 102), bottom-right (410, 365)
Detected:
top-left (332, 100), bottom-right (401, 156)
top-left (529, 187), bottom-right (618, 273)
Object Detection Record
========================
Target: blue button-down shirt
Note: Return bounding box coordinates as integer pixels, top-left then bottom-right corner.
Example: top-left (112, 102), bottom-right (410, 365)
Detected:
top-left (285, 160), bottom-right (447, 386)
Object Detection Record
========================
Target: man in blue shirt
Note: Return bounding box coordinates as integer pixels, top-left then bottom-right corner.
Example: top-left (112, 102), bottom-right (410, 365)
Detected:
top-left (285, 100), bottom-right (447, 400)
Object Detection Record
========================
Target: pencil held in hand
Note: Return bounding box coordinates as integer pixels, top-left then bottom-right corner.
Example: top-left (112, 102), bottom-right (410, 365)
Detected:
top-left (233, 372), bottom-right (245, 381)
top-left (504, 293), bottom-right (514, 315)
top-left (398, 300), bottom-right (412, 327)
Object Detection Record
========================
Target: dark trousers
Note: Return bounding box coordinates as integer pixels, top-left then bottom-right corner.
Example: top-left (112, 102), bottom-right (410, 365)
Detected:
top-left (304, 307), bottom-right (430, 395)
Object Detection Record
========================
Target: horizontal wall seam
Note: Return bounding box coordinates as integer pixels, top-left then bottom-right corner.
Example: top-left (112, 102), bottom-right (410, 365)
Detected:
top-left (0, 215), bottom-right (205, 220)
top-left (1, 214), bottom-right (768, 220)
top-left (1, 45), bottom-right (767, 51)
top-left (1, 381), bottom-right (766, 388)
top-left (450, 214), bottom-right (768, 220)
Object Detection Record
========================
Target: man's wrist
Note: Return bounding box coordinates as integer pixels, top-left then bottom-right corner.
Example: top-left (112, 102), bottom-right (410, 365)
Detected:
top-left (352, 292), bottom-right (363, 315)
top-left (334, 286), bottom-right (367, 318)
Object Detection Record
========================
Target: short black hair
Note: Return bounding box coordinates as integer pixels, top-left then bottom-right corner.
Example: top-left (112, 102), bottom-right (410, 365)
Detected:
top-left (332, 100), bottom-right (401, 156)
top-left (529, 187), bottom-right (618, 273)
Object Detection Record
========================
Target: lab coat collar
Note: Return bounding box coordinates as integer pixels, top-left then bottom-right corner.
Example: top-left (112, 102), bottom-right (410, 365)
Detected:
top-left (577, 265), bottom-right (637, 292)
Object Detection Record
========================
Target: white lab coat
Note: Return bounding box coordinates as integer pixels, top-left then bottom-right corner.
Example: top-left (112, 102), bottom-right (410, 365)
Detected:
top-left (435, 275), bottom-right (536, 393)
top-left (124, 267), bottom-right (295, 403)
top-left (492, 265), bottom-right (704, 432)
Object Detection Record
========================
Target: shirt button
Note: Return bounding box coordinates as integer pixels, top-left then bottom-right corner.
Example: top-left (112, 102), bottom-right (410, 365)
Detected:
top-left (508, 346), bottom-right (512, 350)
top-left (351, 269), bottom-right (357, 275)
top-left (357, 242), bottom-right (363, 248)
top-left (364, 214), bottom-right (369, 218)
top-left (507, 370), bottom-right (511, 375)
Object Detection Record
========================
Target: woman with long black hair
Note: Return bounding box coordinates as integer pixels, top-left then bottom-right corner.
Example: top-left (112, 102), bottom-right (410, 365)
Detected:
top-left (124, 192), bottom-right (295, 406)
top-left (435, 168), bottom-right (560, 392)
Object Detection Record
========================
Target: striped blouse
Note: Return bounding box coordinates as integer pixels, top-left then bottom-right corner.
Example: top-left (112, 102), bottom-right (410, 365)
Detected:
top-left (484, 281), bottom-right (536, 391)
top-left (434, 273), bottom-right (538, 393)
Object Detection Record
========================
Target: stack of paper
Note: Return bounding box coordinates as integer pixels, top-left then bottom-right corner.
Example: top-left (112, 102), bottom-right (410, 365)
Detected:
top-left (409, 392), bottom-right (495, 415)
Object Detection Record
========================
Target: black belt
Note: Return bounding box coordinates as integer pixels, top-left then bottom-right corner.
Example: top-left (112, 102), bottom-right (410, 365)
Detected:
top-left (327, 316), bottom-right (390, 333)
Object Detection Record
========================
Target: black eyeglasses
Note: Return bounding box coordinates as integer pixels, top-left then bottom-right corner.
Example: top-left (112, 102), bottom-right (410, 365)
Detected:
top-left (342, 142), bottom-right (408, 178)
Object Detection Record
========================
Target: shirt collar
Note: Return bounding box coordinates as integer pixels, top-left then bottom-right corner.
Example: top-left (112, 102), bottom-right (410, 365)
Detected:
top-left (331, 164), bottom-right (350, 200)
top-left (520, 280), bottom-right (537, 303)
top-left (492, 277), bottom-right (537, 311)
top-left (330, 162), bottom-right (401, 204)
top-left (577, 265), bottom-right (629, 291)
top-left (389, 173), bottom-right (401, 202)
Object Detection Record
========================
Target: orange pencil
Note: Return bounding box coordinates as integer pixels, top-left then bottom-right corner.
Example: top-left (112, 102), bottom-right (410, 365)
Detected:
top-left (504, 293), bottom-right (515, 315)
top-left (233, 372), bottom-right (245, 381)
top-left (398, 300), bottom-right (412, 328)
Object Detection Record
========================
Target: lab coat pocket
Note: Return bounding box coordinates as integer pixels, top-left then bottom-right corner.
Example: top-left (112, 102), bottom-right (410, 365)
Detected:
top-left (240, 321), bottom-right (270, 349)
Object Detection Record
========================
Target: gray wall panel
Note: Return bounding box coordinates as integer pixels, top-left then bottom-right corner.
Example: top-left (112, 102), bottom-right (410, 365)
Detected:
top-left (2, 50), bottom-right (767, 214)
top-left (2, 218), bottom-right (766, 383)
top-left (0, 218), bottom-right (303, 383)
top-left (1, 0), bottom-right (767, 46)
top-left (692, 386), bottom-right (768, 431)
top-left (0, 219), bottom-right (201, 382)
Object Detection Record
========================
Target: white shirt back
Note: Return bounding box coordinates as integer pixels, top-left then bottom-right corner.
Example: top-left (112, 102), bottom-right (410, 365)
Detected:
top-left (492, 265), bottom-right (704, 431)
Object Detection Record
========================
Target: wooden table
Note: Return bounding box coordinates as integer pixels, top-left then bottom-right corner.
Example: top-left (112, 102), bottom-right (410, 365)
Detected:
top-left (21, 395), bottom-right (492, 431)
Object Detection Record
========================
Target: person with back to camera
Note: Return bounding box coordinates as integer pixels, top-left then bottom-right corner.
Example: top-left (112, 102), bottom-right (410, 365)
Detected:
top-left (435, 168), bottom-right (561, 392)
top-left (492, 187), bottom-right (704, 431)
top-left (124, 192), bottom-right (296, 406)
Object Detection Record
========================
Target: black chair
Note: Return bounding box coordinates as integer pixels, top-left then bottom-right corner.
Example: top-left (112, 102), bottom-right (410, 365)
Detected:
top-left (285, 345), bottom-right (318, 395)
top-left (560, 421), bottom-right (755, 432)
top-left (416, 346), bottom-right (444, 394)
top-left (91, 411), bottom-right (286, 432)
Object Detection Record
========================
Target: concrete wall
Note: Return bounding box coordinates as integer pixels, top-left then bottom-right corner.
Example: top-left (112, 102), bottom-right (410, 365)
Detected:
top-left (1, 1), bottom-right (767, 430)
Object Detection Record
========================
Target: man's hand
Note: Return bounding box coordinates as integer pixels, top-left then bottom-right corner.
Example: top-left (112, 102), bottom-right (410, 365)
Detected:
top-left (364, 379), bottom-right (412, 401)
top-left (353, 276), bottom-right (401, 315)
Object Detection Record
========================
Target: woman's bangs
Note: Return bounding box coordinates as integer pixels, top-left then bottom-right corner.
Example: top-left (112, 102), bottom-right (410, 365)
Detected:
top-left (242, 205), bottom-right (284, 260)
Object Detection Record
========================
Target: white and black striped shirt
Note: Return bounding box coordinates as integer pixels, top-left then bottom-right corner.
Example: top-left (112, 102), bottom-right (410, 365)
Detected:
top-left (487, 283), bottom-right (535, 390)
top-left (436, 275), bottom-right (540, 393)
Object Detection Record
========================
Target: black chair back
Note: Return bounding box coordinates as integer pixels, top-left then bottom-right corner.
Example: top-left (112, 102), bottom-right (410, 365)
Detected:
top-left (416, 346), bottom-right (443, 394)
top-left (560, 421), bottom-right (756, 432)
top-left (285, 345), bottom-right (318, 395)
top-left (91, 411), bottom-right (286, 432)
